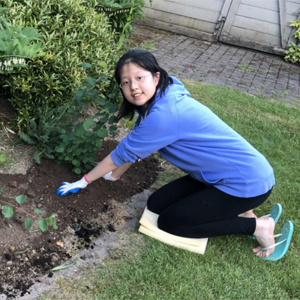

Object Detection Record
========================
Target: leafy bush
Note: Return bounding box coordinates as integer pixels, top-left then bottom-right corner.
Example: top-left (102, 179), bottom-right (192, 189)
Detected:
top-left (285, 15), bottom-right (300, 64)
top-left (0, 0), bottom-right (119, 129)
top-left (18, 66), bottom-right (118, 174)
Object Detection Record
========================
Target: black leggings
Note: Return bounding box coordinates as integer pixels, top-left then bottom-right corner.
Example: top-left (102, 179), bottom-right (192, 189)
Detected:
top-left (147, 175), bottom-right (272, 238)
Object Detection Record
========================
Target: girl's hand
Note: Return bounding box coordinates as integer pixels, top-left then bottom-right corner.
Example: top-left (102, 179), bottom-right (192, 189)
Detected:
top-left (102, 171), bottom-right (120, 181)
top-left (56, 176), bottom-right (89, 196)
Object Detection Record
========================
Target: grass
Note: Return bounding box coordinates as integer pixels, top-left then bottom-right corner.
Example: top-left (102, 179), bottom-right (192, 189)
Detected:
top-left (235, 65), bottom-right (258, 72)
top-left (0, 129), bottom-right (18, 169)
top-left (39, 81), bottom-right (300, 300)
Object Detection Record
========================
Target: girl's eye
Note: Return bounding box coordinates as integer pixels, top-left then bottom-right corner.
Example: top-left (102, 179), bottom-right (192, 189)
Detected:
top-left (136, 76), bottom-right (143, 81)
top-left (123, 81), bottom-right (129, 86)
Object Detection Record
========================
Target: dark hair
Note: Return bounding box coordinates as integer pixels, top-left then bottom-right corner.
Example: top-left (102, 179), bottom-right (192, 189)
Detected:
top-left (115, 49), bottom-right (173, 121)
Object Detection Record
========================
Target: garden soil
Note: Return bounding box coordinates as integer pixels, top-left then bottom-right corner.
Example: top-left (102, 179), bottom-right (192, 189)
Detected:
top-left (0, 95), bottom-right (162, 299)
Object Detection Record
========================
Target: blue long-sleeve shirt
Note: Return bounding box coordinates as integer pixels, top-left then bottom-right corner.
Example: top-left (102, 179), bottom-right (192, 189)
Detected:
top-left (111, 77), bottom-right (275, 198)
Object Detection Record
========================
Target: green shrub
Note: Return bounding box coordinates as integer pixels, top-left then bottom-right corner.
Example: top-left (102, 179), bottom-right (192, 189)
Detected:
top-left (0, 0), bottom-right (119, 129)
top-left (285, 15), bottom-right (300, 64)
top-left (18, 66), bottom-right (118, 174)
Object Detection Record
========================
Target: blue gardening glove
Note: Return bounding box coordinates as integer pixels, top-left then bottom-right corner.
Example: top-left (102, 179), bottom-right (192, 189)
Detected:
top-left (102, 171), bottom-right (120, 181)
top-left (56, 176), bottom-right (89, 196)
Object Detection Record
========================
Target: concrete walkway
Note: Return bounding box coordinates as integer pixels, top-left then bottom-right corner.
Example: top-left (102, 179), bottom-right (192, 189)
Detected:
top-left (132, 25), bottom-right (300, 105)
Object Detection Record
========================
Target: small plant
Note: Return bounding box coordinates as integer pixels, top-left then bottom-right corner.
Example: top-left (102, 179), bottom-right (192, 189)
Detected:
top-left (285, 13), bottom-right (300, 64)
top-left (91, 0), bottom-right (147, 48)
top-left (0, 130), bottom-right (9, 167)
top-left (0, 152), bottom-right (5, 163)
top-left (285, 42), bottom-right (300, 64)
top-left (235, 65), bottom-right (257, 72)
top-left (0, 7), bottom-right (44, 74)
top-left (0, 187), bottom-right (58, 232)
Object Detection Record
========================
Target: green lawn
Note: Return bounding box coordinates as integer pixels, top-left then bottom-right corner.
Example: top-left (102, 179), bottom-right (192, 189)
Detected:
top-left (39, 81), bottom-right (300, 300)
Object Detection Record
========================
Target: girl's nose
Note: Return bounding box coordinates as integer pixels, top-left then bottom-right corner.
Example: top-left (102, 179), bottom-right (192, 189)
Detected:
top-left (130, 79), bottom-right (138, 90)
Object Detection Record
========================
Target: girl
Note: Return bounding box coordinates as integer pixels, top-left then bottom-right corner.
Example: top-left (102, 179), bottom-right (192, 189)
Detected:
top-left (57, 49), bottom-right (279, 259)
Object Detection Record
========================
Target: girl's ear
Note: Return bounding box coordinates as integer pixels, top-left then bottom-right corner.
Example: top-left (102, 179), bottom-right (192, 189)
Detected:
top-left (155, 72), bottom-right (160, 84)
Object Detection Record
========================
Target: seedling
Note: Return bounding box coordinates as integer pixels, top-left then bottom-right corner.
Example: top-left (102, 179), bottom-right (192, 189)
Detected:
top-left (0, 187), bottom-right (58, 232)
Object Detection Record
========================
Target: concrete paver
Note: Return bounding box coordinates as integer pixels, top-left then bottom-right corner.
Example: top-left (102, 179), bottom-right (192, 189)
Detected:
top-left (132, 25), bottom-right (300, 106)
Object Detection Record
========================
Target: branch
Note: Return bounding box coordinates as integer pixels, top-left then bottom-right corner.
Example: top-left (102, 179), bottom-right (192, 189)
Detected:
top-left (0, 199), bottom-right (38, 220)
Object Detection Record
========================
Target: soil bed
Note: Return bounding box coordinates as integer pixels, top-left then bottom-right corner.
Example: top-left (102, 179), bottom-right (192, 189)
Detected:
top-left (0, 97), bottom-right (161, 299)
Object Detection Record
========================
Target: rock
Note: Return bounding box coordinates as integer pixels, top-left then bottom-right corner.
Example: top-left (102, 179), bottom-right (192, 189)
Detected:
top-left (8, 181), bottom-right (18, 188)
top-left (50, 253), bottom-right (60, 263)
top-left (26, 190), bottom-right (36, 198)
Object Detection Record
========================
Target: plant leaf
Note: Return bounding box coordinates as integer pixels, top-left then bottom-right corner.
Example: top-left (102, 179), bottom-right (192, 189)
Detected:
top-left (47, 214), bottom-right (58, 230)
top-left (15, 195), bottom-right (27, 204)
top-left (51, 257), bottom-right (78, 272)
top-left (97, 128), bottom-right (108, 138)
top-left (55, 147), bottom-right (65, 153)
top-left (25, 218), bottom-right (32, 231)
top-left (74, 89), bottom-right (84, 100)
top-left (38, 219), bottom-right (48, 232)
top-left (34, 209), bottom-right (45, 214)
top-left (74, 168), bottom-right (81, 174)
top-left (82, 62), bottom-right (92, 68)
top-left (72, 159), bottom-right (80, 166)
top-left (19, 132), bottom-right (36, 145)
top-left (85, 76), bottom-right (97, 87)
top-left (3, 205), bottom-right (13, 218)
top-left (99, 61), bottom-right (107, 69)
top-left (83, 119), bottom-right (95, 130)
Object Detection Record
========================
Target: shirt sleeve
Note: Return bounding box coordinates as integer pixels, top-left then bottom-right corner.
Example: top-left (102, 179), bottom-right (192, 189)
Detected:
top-left (110, 105), bottom-right (180, 166)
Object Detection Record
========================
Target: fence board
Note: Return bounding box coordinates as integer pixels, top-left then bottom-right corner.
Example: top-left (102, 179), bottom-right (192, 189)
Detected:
top-left (286, 1), bottom-right (300, 14)
top-left (163, 0), bottom-right (225, 11)
top-left (238, 4), bottom-right (279, 23)
top-left (230, 27), bottom-right (281, 45)
top-left (232, 16), bottom-right (280, 36)
top-left (143, 7), bottom-right (216, 32)
top-left (146, 2), bottom-right (220, 22)
top-left (240, 0), bottom-right (279, 11)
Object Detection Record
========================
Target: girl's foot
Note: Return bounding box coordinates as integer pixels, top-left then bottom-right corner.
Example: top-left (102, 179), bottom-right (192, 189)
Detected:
top-left (252, 217), bottom-right (275, 258)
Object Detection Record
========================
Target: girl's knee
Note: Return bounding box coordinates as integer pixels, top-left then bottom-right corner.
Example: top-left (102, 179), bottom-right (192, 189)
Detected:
top-left (147, 192), bottom-right (160, 214)
top-left (157, 214), bottom-right (178, 235)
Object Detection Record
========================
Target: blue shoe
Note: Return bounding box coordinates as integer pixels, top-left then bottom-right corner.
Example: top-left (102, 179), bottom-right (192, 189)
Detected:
top-left (250, 203), bottom-right (282, 240)
top-left (260, 203), bottom-right (282, 225)
top-left (262, 221), bottom-right (294, 261)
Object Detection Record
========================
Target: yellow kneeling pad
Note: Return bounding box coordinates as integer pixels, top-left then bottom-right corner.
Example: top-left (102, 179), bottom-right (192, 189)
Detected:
top-left (138, 207), bottom-right (208, 254)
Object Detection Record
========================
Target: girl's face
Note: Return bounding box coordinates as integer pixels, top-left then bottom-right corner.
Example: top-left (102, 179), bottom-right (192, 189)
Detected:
top-left (120, 62), bottom-right (160, 109)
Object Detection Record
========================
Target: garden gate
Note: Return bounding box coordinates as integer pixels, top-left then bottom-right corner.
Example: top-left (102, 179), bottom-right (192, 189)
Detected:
top-left (141, 0), bottom-right (300, 55)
